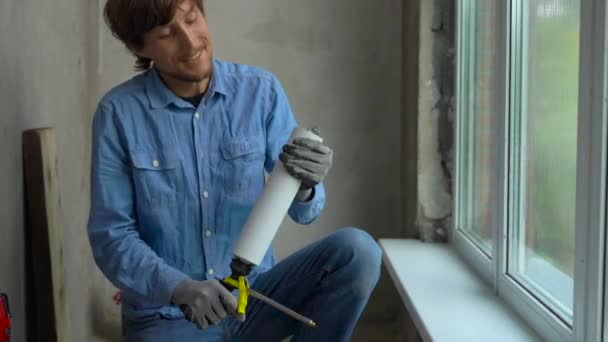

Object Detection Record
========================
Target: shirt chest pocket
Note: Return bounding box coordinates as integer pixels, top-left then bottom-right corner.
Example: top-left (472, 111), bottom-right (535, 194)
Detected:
top-left (220, 135), bottom-right (266, 201)
top-left (130, 149), bottom-right (181, 206)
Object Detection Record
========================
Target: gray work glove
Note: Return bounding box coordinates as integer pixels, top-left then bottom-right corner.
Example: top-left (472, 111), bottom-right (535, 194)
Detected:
top-left (279, 128), bottom-right (333, 191)
top-left (172, 278), bottom-right (238, 329)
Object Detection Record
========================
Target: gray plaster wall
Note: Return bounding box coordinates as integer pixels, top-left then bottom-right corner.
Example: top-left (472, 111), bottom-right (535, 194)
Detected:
top-left (0, 1), bottom-right (117, 341)
top-left (1, 0), bottom-right (404, 340)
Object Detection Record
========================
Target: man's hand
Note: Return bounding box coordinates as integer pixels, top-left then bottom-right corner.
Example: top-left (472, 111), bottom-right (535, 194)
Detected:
top-left (280, 129), bottom-right (333, 192)
top-left (172, 279), bottom-right (238, 329)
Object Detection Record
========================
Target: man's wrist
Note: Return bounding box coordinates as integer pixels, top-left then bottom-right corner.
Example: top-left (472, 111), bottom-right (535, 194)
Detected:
top-left (171, 277), bottom-right (194, 305)
top-left (295, 187), bottom-right (314, 202)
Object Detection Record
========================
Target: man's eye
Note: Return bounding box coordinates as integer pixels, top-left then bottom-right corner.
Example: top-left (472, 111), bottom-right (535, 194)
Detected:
top-left (186, 13), bottom-right (198, 24)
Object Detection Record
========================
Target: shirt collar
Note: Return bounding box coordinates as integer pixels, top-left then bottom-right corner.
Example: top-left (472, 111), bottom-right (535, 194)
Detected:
top-left (145, 58), bottom-right (231, 110)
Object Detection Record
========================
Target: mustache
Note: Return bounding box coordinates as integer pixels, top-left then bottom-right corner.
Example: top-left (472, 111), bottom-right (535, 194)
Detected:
top-left (182, 48), bottom-right (204, 59)
top-left (183, 42), bottom-right (208, 59)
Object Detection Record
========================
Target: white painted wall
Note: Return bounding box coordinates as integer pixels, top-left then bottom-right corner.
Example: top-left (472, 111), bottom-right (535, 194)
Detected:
top-left (0, 1), bottom-right (402, 340)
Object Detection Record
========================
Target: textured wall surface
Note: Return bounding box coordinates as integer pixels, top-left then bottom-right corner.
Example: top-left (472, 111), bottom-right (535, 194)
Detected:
top-left (417, 0), bottom-right (455, 242)
top-left (1, 1), bottom-right (405, 340)
top-left (0, 1), bottom-right (117, 341)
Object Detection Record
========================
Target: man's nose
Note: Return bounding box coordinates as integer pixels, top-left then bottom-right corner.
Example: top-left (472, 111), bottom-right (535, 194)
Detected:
top-left (178, 27), bottom-right (198, 50)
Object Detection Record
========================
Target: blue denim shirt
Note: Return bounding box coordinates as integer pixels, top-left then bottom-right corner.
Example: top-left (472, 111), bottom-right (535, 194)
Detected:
top-left (87, 59), bottom-right (326, 321)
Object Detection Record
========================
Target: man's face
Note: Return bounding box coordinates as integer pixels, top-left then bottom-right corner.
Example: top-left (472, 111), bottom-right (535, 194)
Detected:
top-left (136, 0), bottom-right (212, 84)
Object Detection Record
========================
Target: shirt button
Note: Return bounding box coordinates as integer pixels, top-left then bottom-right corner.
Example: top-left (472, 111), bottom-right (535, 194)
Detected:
top-left (194, 112), bottom-right (200, 119)
top-left (203, 191), bottom-right (209, 198)
top-left (152, 160), bottom-right (159, 167)
top-left (205, 230), bottom-right (212, 237)
top-left (208, 268), bottom-right (214, 276)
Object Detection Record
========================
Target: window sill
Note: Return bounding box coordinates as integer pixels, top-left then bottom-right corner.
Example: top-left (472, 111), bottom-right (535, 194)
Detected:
top-left (378, 239), bottom-right (540, 341)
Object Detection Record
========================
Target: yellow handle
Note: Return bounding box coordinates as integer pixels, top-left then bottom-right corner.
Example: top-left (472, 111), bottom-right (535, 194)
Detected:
top-left (223, 276), bottom-right (249, 315)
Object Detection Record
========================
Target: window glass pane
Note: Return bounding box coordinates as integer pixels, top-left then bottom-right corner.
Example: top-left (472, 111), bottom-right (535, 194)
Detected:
top-left (458, 0), bottom-right (500, 256)
top-left (509, 0), bottom-right (579, 323)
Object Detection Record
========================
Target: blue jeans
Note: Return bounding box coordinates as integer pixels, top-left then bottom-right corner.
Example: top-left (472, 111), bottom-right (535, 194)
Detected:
top-left (124, 227), bottom-right (382, 342)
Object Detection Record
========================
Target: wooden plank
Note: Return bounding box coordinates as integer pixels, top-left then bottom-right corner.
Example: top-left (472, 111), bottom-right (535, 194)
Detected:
top-left (23, 128), bottom-right (71, 342)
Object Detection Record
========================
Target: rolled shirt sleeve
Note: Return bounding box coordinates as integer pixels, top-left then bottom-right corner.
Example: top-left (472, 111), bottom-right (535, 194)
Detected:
top-left (263, 75), bottom-right (326, 225)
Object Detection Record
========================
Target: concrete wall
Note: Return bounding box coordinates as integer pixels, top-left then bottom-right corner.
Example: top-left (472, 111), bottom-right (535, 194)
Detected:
top-left (0, 0), bottom-right (404, 340)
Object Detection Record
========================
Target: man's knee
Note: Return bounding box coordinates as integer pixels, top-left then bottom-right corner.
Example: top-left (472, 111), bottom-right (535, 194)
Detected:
top-left (329, 227), bottom-right (382, 258)
top-left (326, 227), bottom-right (383, 294)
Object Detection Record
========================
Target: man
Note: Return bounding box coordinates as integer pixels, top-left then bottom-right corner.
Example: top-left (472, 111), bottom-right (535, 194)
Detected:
top-left (88, 0), bottom-right (382, 340)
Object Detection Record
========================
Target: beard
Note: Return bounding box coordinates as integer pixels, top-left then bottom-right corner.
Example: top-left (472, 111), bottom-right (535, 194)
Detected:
top-left (156, 44), bottom-right (213, 84)
top-left (167, 56), bottom-right (212, 83)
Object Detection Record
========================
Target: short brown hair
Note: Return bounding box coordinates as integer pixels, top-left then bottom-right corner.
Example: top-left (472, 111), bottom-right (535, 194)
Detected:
top-left (104, 0), bottom-right (205, 71)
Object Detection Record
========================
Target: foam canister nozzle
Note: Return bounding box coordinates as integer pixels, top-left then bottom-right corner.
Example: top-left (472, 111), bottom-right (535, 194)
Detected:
top-left (232, 127), bottom-right (323, 269)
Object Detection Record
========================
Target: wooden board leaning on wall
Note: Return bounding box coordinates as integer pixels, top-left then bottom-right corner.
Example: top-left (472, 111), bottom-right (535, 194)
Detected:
top-left (23, 128), bottom-right (71, 342)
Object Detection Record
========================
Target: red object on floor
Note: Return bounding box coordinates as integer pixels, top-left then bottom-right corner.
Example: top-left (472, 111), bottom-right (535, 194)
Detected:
top-left (0, 293), bottom-right (10, 342)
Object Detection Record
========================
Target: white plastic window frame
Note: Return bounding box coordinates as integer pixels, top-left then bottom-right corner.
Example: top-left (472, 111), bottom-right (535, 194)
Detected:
top-left (454, 0), bottom-right (607, 341)
top-left (453, 0), bottom-right (499, 289)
